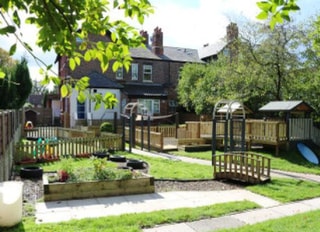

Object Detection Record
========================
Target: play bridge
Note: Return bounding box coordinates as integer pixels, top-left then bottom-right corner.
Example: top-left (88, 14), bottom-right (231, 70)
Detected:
top-left (212, 152), bottom-right (271, 184)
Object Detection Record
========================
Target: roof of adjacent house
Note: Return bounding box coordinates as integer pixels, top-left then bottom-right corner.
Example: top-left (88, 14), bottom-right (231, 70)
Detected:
top-left (259, 101), bottom-right (314, 112)
top-left (198, 39), bottom-right (227, 60)
top-left (130, 46), bottom-right (204, 63)
top-left (122, 82), bottom-right (167, 97)
top-left (88, 72), bottom-right (123, 89)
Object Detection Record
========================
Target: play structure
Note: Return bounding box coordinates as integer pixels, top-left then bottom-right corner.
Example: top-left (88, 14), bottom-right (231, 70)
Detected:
top-left (121, 102), bottom-right (177, 152)
top-left (211, 100), bottom-right (271, 184)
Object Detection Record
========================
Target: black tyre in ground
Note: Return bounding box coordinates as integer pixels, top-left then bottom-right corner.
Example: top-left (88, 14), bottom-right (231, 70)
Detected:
top-left (20, 166), bottom-right (43, 179)
top-left (109, 155), bottom-right (127, 162)
top-left (126, 159), bottom-right (148, 170)
top-left (92, 151), bottom-right (109, 159)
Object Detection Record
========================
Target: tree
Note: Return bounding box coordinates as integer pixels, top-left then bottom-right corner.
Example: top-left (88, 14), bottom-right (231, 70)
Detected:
top-left (0, 57), bottom-right (32, 109)
top-left (0, 0), bottom-right (153, 107)
top-left (177, 20), bottom-right (319, 115)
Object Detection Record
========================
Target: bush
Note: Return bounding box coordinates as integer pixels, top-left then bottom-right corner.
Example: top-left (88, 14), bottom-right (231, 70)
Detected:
top-left (100, 122), bottom-right (113, 132)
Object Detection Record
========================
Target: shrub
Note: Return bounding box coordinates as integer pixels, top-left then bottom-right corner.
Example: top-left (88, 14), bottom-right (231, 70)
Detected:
top-left (100, 122), bottom-right (113, 132)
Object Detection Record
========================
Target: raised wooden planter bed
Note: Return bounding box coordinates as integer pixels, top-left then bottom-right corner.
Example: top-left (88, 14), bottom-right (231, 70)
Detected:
top-left (43, 173), bottom-right (155, 201)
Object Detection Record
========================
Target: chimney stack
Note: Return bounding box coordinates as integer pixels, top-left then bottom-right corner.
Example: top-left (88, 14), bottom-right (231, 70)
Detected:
top-left (140, 30), bottom-right (149, 47)
top-left (151, 27), bottom-right (163, 56)
top-left (226, 23), bottom-right (238, 43)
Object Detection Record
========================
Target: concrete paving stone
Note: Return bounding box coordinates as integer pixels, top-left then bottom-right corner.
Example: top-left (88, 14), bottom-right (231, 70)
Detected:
top-left (36, 201), bottom-right (70, 213)
top-left (67, 198), bottom-right (100, 207)
top-left (271, 202), bottom-right (316, 216)
top-left (231, 208), bottom-right (284, 224)
top-left (301, 197), bottom-right (320, 209)
top-left (123, 193), bottom-right (163, 202)
top-left (143, 223), bottom-right (197, 232)
top-left (187, 216), bottom-right (245, 232)
top-left (96, 195), bottom-right (128, 205)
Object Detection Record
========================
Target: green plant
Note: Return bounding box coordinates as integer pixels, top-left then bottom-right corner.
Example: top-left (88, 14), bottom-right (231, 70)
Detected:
top-left (100, 122), bottom-right (113, 133)
top-left (58, 158), bottom-right (74, 181)
top-left (92, 158), bottom-right (115, 180)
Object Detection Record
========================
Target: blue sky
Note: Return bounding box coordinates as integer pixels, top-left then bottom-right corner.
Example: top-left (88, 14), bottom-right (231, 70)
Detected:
top-left (2, 0), bottom-right (320, 81)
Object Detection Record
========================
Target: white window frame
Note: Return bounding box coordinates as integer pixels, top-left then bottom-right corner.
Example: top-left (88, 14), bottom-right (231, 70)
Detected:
top-left (116, 67), bottom-right (123, 80)
top-left (138, 99), bottom-right (160, 115)
top-left (131, 63), bottom-right (139, 80)
top-left (143, 65), bottom-right (152, 82)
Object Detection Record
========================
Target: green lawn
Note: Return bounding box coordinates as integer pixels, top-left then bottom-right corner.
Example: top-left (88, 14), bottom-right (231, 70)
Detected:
top-left (171, 148), bottom-right (320, 174)
top-left (5, 147), bottom-right (320, 232)
top-left (246, 177), bottom-right (320, 203)
top-left (1, 201), bottom-right (259, 232)
top-left (218, 209), bottom-right (320, 232)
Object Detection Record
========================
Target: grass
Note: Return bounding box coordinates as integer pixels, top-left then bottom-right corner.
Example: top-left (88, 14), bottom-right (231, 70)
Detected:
top-left (171, 148), bottom-right (320, 174)
top-left (125, 152), bottom-right (213, 179)
top-left (218, 209), bottom-right (320, 232)
top-left (246, 177), bottom-right (320, 203)
top-left (35, 152), bottom-right (214, 180)
top-left (7, 147), bottom-right (320, 232)
top-left (1, 201), bottom-right (259, 232)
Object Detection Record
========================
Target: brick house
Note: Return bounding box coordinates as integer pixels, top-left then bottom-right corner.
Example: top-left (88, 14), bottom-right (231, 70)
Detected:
top-left (56, 27), bottom-right (203, 127)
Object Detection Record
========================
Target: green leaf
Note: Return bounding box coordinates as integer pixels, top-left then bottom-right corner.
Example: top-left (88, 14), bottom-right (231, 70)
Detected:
top-left (13, 11), bottom-right (21, 27)
top-left (77, 91), bottom-right (86, 103)
top-left (9, 44), bottom-right (17, 55)
top-left (0, 71), bottom-right (5, 79)
top-left (69, 58), bottom-right (76, 71)
top-left (61, 84), bottom-right (69, 97)
top-left (0, 26), bottom-right (16, 34)
top-left (256, 1), bottom-right (272, 11)
top-left (84, 51), bottom-right (91, 61)
top-left (51, 77), bottom-right (61, 85)
top-left (256, 11), bottom-right (269, 20)
top-left (94, 102), bottom-right (101, 111)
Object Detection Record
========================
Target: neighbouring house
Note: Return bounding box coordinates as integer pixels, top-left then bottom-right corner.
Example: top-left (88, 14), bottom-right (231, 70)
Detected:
top-left (56, 26), bottom-right (204, 128)
top-left (198, 22), bottom-right (239, 62)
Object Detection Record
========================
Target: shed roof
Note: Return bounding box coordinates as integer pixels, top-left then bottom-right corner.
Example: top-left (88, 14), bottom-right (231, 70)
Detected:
top-left (259, 101), bottom-right (314, 112)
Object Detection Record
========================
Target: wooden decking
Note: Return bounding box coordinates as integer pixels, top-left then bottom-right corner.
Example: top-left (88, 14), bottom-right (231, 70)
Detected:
top-left (212, 152), bottom-right (271, 184)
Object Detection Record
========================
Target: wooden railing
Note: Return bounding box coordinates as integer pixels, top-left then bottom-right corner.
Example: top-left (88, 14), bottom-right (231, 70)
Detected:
top-left (15, 135), bottom-right (122, 162)
top-left (246, 120), bottom-right (287, 144)
top-left (213, 152), bottom-right (271, 184)
top-left (125, 127), bottom-right (163, 151)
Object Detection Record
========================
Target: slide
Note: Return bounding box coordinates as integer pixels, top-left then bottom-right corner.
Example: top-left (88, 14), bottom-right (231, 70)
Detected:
top-left (297, 142), bottom-right (319, 165)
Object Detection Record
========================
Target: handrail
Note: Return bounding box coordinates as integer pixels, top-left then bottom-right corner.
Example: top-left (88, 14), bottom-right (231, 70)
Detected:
top-left (213, 152), bottom-right (271, 183)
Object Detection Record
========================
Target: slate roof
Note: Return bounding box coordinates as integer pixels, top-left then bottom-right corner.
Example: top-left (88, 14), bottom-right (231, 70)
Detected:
top-left (130, 46), bottom-right (204, 63)
top-left (259, 101), bottom-right (314, 112)
top-left (198, 39), bottom-right (227, 60)
top-left (122, 82), bottom-right (167, 97)
top-left (88, 72), bottom-right (123, 89)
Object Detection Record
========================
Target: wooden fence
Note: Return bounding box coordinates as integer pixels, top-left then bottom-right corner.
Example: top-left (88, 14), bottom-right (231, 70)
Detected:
top-left (25, 126), bottom-right (95, 139)
top-left (15, 135), bottom-right (122, 162)
top-left (0, 109), bottom-right (24, 181)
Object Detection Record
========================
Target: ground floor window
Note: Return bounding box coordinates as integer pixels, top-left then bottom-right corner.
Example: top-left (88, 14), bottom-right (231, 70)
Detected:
top-left (77, 101), bottom-right (85, 119)
top-left (138, 99), bottom-right (160, 115)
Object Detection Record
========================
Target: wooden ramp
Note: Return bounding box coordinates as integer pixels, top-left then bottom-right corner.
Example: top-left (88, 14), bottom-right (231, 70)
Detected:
top-left (213, 152), bottom-right (271, 184)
